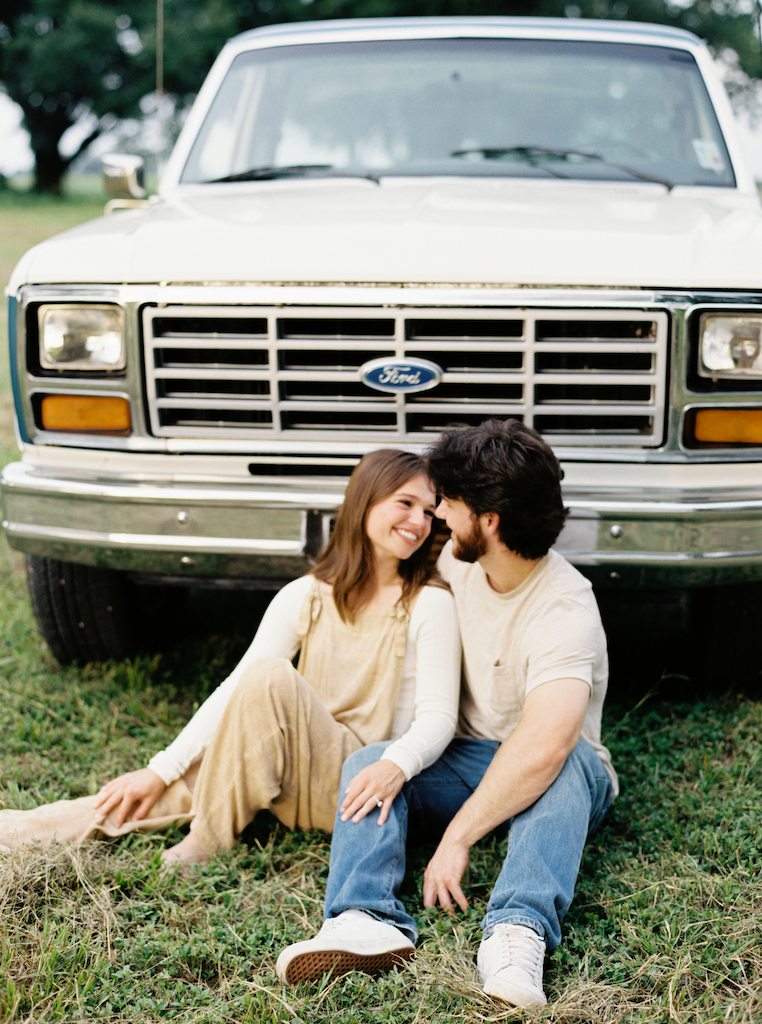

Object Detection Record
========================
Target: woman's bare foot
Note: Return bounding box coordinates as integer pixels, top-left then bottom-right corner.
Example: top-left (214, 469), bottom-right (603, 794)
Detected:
top-left (161, 832), bottom-right (212, 866)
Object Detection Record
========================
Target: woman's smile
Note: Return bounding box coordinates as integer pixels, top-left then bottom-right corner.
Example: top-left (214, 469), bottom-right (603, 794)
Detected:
top-left (365, 473), bottom-right (437, 564)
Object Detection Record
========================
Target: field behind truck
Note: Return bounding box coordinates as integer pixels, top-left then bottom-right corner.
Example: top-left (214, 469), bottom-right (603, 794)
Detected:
top-left (0, 185), bottom-right (760, 1024)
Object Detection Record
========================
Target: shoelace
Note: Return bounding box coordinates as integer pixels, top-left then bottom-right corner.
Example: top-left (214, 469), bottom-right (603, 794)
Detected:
top-left (321, 911), bottom-right (379, 936)
top-left (491, 926), bottom-right (544, 979)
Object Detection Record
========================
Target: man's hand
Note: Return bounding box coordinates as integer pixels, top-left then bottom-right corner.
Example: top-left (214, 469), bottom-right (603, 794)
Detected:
top-left (423, 835), bottom-right (471, 913)
top-left (340, 759), bottom-right (405, 826)
top-left (93, 768), bottom-right (166, 828)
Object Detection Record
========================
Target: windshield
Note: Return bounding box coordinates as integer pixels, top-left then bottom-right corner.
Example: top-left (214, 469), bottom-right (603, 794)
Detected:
top-left (180, 37), bottom-right (735, 188)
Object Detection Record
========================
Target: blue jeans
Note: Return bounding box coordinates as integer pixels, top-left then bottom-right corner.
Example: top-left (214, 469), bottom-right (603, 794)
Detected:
top-left (324, 737), bottom-right (612, 950)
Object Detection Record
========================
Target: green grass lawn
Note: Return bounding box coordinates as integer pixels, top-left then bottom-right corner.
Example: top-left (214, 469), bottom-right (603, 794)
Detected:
top-left (0, 188), bottom-right (760, 1023)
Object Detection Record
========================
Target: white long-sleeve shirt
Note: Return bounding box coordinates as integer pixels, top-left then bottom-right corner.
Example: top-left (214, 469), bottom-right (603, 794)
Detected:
top-left (148, 577), bottom-right (461, 785)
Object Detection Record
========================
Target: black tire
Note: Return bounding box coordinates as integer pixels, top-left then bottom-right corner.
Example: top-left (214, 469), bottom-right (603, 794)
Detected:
top-left (691, 582), bottom-right (762, 688)
top-left (25, 556), bottom-right (185, 665)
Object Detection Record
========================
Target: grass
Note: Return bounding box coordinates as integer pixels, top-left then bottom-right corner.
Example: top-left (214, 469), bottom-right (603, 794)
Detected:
top-left (0, 187), bottom-right (761, 1023)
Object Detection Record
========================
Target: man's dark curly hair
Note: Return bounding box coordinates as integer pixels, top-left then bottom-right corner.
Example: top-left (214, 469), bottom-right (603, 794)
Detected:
top-left (426, 419), bottom-right (570, 560)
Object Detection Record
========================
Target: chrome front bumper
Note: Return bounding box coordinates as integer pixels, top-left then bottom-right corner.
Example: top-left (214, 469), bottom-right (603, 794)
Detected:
top-left (0, 459), bottom-right (343, 581)
top-left (4, 457), bottom-right (762, 588)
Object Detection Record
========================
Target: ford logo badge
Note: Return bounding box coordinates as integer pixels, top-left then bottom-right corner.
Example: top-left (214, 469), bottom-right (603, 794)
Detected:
top-left (360, 357), bottom-right (443, 394)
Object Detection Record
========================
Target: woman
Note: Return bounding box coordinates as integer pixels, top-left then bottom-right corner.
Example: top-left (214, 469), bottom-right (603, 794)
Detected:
top-left (0, 450), bottom-right (460, 865)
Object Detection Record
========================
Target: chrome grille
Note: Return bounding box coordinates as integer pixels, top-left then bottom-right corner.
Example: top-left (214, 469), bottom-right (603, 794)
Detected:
top-left (143, 306), bottom-right (668, 446)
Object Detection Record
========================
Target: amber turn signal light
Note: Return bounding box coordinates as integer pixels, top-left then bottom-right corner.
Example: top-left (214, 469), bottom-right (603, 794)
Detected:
top-left (40, 395), bottom-right (131, 435)
top-left (693, 408), bottom-right (762, 445)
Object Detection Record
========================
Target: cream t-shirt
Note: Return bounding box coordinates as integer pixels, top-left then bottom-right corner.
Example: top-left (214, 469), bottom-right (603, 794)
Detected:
top-left (438, 542), bottom-right (617, 796)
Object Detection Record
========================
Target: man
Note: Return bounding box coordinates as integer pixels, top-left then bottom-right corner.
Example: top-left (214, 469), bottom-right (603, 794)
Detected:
top-left (276, 419), bottom-right (617, 1009)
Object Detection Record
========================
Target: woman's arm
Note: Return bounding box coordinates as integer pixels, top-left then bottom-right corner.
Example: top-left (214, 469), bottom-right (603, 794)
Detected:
top-left (341, 586), bottom-right (461, 824)
top-left (382, 586), bottom-right (461, 777)
top-left (93, 577), bottom-right (312, 823)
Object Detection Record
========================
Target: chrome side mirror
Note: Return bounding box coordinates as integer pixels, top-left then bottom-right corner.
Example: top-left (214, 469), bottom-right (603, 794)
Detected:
top-left (101, 154), bottom-right (147, 200)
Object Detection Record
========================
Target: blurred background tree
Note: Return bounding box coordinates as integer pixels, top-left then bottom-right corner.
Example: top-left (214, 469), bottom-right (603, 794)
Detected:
top-left (0, 0), bottom-right (241, 192)
top-left (1, 0), bottom-right (152, 193)
top-left (1, 0), bottom-right (760, 194)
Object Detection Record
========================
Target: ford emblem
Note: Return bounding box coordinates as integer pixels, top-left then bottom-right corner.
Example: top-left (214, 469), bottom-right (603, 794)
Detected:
top-left (360, 357), bottom-right (443, 394)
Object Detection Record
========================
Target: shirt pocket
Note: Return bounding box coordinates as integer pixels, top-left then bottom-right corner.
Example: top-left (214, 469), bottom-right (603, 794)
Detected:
top-left (486, 663), bottom-right (525, 740)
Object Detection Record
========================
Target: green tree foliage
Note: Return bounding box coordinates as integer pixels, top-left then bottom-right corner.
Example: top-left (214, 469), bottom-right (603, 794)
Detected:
top-left (1, 0), bottom-right (760, 193)
top-left (1, 2), bottom-right (147, 192)
top-left (0, 0), bottom-right (242, 192)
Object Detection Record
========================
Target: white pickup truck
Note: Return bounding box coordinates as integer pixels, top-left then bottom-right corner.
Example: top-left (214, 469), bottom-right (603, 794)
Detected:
top-left (5, 16), bottom-right (762, 666)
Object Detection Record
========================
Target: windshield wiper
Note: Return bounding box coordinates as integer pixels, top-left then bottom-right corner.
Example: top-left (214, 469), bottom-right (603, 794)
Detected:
top-left (207, 164), bottom-right (380, 184)
top-left (450, 146), bottom-right (673, 190)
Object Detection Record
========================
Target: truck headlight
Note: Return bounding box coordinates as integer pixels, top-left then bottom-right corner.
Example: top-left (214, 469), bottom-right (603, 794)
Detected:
top-left (39, 305), bottom-right (125, 372)
top-left (699, 314), bottom-right (762, 379)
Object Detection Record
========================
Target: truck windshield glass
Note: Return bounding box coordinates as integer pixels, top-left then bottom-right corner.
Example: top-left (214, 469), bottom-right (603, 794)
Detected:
top-left (180, 37), bottom-right (734, 188)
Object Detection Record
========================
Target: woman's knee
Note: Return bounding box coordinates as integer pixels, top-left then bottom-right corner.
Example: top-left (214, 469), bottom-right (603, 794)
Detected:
top-left (233, 658), bottom-right (300, 707)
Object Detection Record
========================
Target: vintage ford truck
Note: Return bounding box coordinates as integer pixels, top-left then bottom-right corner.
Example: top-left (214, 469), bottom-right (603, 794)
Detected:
top-left (4, 16), bottom-right (762, 666)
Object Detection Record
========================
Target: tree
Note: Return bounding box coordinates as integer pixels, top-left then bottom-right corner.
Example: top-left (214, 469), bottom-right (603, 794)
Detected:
top-left (2, 0), bottom-right (761, 194)
top-left (0, 0), bottom-right (241, 193)
top-left (2, 2), bottom-right (141, 192)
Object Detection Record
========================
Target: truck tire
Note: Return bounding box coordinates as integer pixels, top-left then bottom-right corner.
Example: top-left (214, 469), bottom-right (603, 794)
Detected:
top-left (25, 556), bottom-right (179, 665)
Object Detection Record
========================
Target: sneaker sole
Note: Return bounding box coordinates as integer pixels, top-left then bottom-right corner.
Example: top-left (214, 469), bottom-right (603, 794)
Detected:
top-left (482, 976), bottom-right (547, 1009)
top-left (283, 946), bottom-right (414, 983)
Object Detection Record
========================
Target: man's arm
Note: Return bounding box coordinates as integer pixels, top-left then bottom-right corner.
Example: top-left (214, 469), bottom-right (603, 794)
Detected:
top-left (422, 676), bottom-right (590, 913)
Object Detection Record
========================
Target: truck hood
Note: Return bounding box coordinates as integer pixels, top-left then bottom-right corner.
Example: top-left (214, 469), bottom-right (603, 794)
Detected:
top-left (11, 177), bottom-right (762, 291)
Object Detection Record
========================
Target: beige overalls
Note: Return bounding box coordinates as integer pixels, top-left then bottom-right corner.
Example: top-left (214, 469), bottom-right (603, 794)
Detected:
top-left (0, 582), bottom-right (409, 852)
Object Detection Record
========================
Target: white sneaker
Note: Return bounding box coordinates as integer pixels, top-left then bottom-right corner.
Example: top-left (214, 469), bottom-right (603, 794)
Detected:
top-left (276, 908), bottom-right (415, 984)
top-left (477, 923), bottom-right (547, 1009)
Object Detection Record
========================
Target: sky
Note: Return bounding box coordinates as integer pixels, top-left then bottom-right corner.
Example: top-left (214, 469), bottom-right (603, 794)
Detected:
top-left (3, 88), bottom-right (762, 180)
top-left (0, 93), bottom-right (32, 175)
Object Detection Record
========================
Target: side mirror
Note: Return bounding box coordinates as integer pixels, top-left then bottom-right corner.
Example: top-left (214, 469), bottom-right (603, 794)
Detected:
top-left (101, 154), bottom-right (147, 200)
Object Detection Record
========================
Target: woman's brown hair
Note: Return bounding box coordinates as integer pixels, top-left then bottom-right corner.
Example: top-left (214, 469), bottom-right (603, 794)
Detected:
top-left (311, 449), bottom-right (446, 622)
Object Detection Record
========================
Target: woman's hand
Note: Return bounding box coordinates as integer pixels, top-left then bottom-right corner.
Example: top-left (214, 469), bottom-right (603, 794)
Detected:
top-left (92, 768), bottom-right (167, 828)
top-left (340, 759), bottom-right (405, 826)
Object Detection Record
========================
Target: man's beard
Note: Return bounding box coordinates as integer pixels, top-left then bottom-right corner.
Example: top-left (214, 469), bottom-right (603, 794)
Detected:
top-left (451, 518), bottom-right (488, 563)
